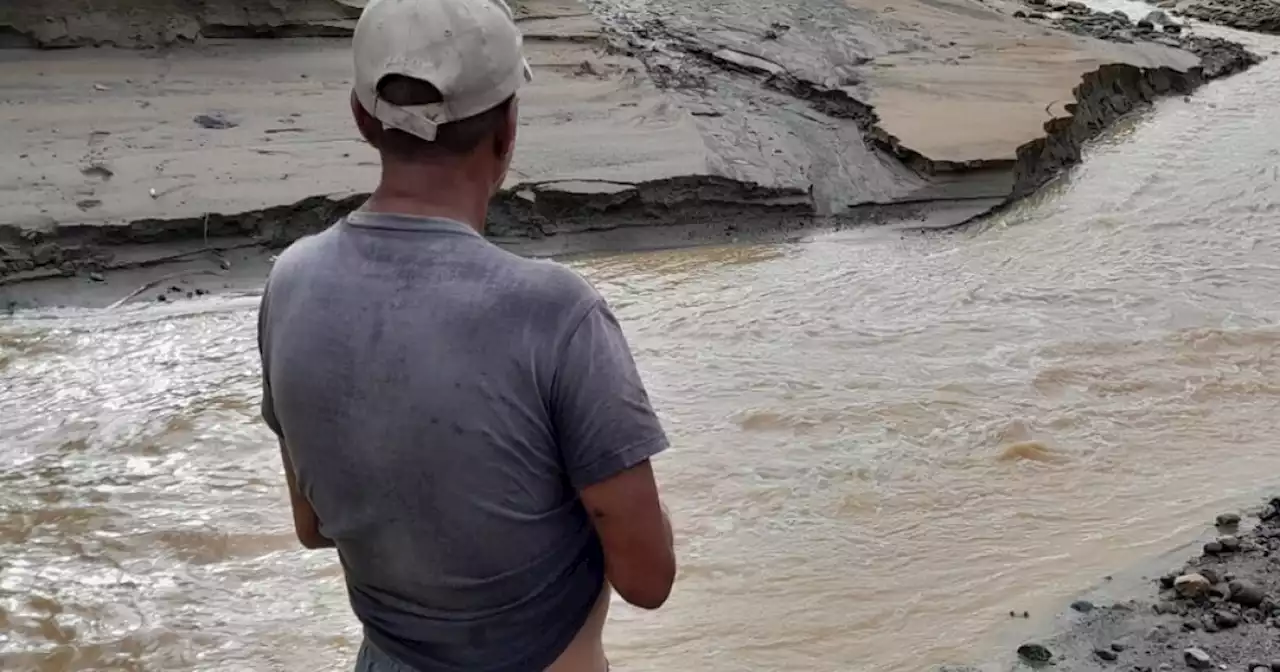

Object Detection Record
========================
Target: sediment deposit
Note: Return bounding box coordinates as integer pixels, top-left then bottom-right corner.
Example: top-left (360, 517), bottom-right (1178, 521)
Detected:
top-left (0, 0), bottom-right (1263, 307)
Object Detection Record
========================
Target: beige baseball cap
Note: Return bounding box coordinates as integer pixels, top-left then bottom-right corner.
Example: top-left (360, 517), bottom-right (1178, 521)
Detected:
top-left (352, 0), bottom-right (533, 142)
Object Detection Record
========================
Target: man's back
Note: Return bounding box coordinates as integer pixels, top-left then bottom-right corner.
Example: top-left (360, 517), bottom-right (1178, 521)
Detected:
top-left (258, 212), bottom-right (669, 671)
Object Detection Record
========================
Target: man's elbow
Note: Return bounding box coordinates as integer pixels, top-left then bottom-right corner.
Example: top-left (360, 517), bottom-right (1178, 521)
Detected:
top-left (295, 528), bottom-right (334, 550)
top-left (614, 560), bottom-right (676, 609)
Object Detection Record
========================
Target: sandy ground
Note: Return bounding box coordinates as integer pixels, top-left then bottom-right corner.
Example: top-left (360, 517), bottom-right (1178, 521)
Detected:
top-left (854, 0), bottom-right (1199, 162)
top-left (1, 0), bottom-right (1200, 230)
top-left (0, 10), bottom-right (707, 236)
top-left (0, 0), bottom-right (1234, 308)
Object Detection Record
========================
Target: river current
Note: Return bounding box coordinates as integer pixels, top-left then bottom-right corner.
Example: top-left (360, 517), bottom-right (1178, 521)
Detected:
top-left (4, 28), bottom-right (1280, 672)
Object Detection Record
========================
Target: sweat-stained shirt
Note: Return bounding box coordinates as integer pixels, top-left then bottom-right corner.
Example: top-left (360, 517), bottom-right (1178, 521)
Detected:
top-left (257, 211), bottom-right (669, 672)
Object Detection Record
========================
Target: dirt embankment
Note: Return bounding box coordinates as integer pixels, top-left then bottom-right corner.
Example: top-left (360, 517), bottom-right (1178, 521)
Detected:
top-left (0, 0), bottom-right (1266, 309)
top-left (968, 495), bottom-right (1280, 672)
top-left (0, 0), bottom-right (362, 48)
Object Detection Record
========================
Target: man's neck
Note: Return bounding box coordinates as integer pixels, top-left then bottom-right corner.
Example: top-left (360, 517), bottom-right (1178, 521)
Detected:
top-left (362, 168), bottom-right (491, 234)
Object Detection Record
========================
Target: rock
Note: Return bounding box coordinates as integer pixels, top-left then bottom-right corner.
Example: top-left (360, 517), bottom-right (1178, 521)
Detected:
top-left (88, 272), bottom-right (104, 282)
top-left (1184, 648), bottom-right (1213, 669)
top-left (1270, 662), bottom-right (1280, 672)
top-left (1204, 540), bottom-right (1224, 555)
top-left (1230, 580), bottom-right (1266, 607)
top-left (1220, 535), bottom-right (1241, 552)
top-left (30, 242), bottom-right (60, 266)
top-left (1175, 573), bottom-right (1211, 598)
top-left (1136, 19), bottom-right (1154, 31)
top-left (1111, 642), bottom-right (1127, 652)
top-left (1163, 24), bottom-right (1182, 34)
top-left (1213, 609), bottom-right (1241, 628)
top-left (1028, 10), bottom-right (1046, 18)
top-left (1200, 568), bottom-right (1220, 584)
top-left (1160, 573), bottom-right (1179, 589)
top-left (1014, 9), bottom-right (1027, 17)
top-left (1095, 648), bottom-right (1119, 661)
top-left (1217, 512), bottom-right (1242, 527)
top-left (1071, 600), bottom-right (1095, 613)
top-left (1017, 643), bottom-right (1053, 665)
top-left (194, 112), bottom-right (238, 130)
top-left (1143, 9), bottom-right (1173, 24)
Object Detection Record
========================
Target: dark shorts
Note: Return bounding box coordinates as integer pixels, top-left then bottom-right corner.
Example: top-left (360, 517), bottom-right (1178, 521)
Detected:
top-left (354, 638), bottom-right (612, 672)
top-left (354, 639), bottom-right (416, 672)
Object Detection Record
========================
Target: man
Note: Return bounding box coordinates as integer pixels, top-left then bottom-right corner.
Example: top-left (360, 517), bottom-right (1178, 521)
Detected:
top-left (255, 0), bottom-right (677, 669)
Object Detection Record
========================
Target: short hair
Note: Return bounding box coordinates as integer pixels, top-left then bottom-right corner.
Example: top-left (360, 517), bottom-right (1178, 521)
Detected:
top-left (374, 74), bottom-right (514, 160)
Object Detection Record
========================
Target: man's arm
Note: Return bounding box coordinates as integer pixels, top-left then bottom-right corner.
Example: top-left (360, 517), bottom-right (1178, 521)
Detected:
top-left (259, 285), bottom-right (333, 550)
top-left (552, 300), bottom-right (676, 609)
top-left (578, 461), bottom-right (675, 609)
top-left (278, 438), bottom-right (334, 550)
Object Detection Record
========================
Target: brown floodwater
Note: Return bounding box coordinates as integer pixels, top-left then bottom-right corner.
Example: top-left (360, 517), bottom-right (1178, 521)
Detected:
top-left (5, 41), bottom-right (1280, 672)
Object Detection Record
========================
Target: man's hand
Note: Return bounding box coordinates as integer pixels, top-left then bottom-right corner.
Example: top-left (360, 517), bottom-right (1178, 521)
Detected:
top-left (579, 459), bottom-right (675, 609)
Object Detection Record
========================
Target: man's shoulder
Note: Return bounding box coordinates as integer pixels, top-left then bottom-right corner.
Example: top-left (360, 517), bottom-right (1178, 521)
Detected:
top-left (483, 248), bottom-right (602, 314)
top-left (269, 227), bottom-right (336, 280)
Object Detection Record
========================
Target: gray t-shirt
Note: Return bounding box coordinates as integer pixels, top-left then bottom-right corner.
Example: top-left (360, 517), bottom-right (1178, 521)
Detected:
top-left (257, 212), bottom-right (669, 672)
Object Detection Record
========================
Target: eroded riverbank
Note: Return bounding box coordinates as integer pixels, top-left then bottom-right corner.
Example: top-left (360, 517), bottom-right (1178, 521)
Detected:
top-left (0, 0), bottom-right (1266, 308)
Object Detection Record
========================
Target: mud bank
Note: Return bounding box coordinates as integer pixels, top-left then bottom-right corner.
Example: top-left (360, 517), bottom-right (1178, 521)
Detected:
top-left (0, 0), bottom-right (1263, 307)
top-left (0, 0), bottom-right (363, 48)
top-left (1011, 45), bottom-right (1256, 198)
top-left (960, 495), bottom-right (1280, 672)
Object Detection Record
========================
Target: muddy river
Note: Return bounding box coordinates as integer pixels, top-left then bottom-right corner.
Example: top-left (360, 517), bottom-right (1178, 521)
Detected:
top-left (5, 36), bottom-right (1280, 672)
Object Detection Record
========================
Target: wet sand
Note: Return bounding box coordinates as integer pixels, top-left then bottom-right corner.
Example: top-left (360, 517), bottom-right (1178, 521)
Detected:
top-left (0, 0), bottom-right (1260, 308)
top-left (967, 495), bottom-right (1280, 672)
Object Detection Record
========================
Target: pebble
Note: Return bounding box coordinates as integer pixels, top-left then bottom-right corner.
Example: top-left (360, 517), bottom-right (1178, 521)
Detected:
top-left (1213, 609), bottom-right (1241, 628)
top-left (1199, 568), bottom-right (1220, 584)
top-left (193, 112), bottom-right (238, 130)
top-left (1110, 642), bottom-right (1126, 652)
top-left (88, 272), bottom-right (105, 282)
top-left (1094, 647), bottom-right (1118, 661)
top-left (1204, 540), bottom-right (1224, 555)
top-left (1230, 579), bottom-right (1266, 607)
top-left (1184, 647), bottom-right (1213, 669)
top-left (1070, 600), bottom-right (1095, 613)
top-left (1220, 535), bottom-right (1241, 552)
top-left (1174, 573), bottom-right (1211, 598)
top-left (1016, 643), bottom-right (1052, 664)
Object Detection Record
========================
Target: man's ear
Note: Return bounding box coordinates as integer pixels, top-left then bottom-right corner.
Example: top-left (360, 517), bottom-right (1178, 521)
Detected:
top-left (493, 97), bottom-right (519, 162)
top-left (351, 90), bottom-right (381, 147)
